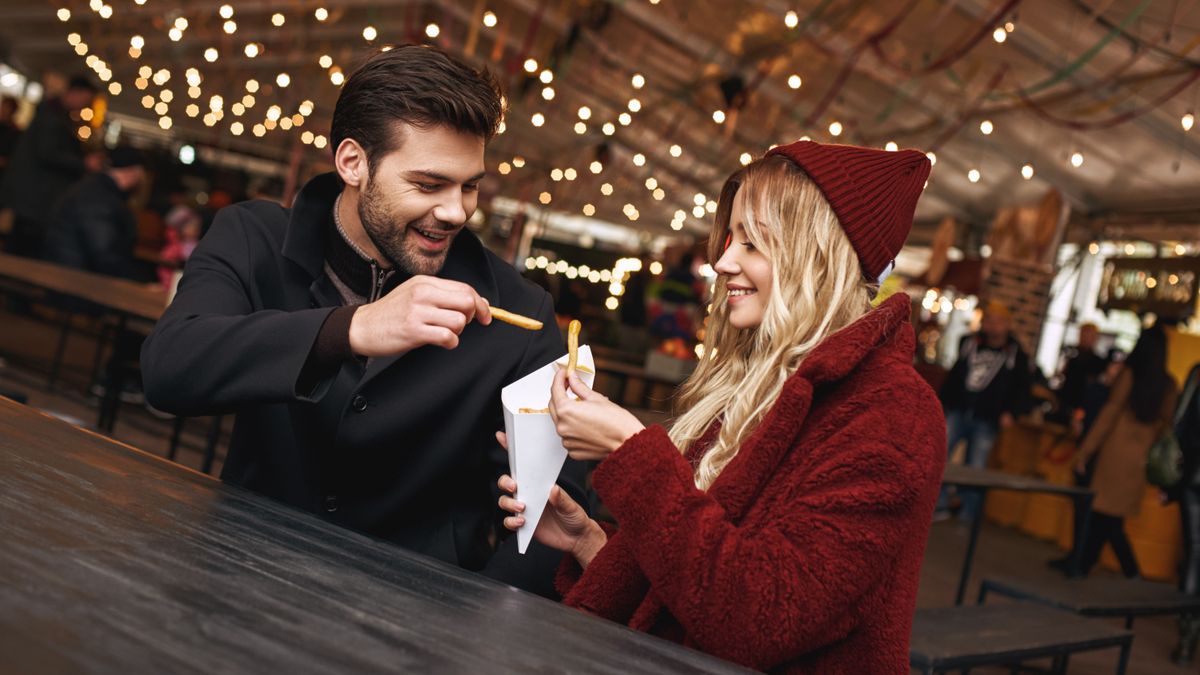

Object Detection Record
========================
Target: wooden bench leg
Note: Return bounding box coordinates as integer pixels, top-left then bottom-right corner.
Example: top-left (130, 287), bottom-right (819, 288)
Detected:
top-left (1115, 638), bottom-right (1131, 675)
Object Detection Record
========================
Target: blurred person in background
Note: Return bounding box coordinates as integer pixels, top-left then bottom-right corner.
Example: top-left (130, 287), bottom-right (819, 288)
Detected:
top-left (0, 75), bottom-right (99, 258)
top-left (43, 146), bottom-right (146, 279)
top-left (0, 96), bottom-right (22, 181)
top-left (1069, 324), bottom-right (1177, 578)
top-left (935, 301), bottom-right (1033, 522)
top-left (1165, 362), bottom-right (1200, 663)
top-left (1055, 323), bottom-right (1107, 430)
top-left (157, 204), bottom-right (203, 289)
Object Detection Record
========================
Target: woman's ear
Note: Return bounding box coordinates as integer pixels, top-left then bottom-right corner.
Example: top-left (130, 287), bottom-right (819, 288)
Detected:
top-left (334, 139), bottom-right (368, 189)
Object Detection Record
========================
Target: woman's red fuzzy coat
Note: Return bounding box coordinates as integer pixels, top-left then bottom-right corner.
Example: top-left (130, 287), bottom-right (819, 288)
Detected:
top-left (557, 294), bottom-right (946, 673)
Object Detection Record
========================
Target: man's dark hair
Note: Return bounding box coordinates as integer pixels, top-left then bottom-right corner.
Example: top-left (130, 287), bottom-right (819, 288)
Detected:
top-left (67, 75), bottom-right (98, 93)
top-left (330, 45), bottom-right (505, 172)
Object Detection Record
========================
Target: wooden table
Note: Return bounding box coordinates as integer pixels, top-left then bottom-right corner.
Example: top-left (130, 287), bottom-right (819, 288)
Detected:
top-left (941, 465), bottom-right (1093, 605)
top-left (980, 575), bottom-right (1200, 630)
top-left (0, 251), bottom-right (165, 322)
top-left (0, 398), bottom-right (751, 674)
top-left (0, 252), bottom-right (167, 433)
top-left (910, 604), bottom-right (1132, 674)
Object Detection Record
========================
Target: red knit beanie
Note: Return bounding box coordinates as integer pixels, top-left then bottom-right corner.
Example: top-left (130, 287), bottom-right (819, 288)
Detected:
top-left (765, 140), bottom-right (931, 281)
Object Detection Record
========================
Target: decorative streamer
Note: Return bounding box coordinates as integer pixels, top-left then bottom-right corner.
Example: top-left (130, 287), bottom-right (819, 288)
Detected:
top-left (804, 0), bottom-right (922, 126)
top-left (929, 65), bottom-right (1009, 151)
top-left (1018, 68), bottom-right (1200, 129)
top-left (872, 0), bottom-right (1023, 76)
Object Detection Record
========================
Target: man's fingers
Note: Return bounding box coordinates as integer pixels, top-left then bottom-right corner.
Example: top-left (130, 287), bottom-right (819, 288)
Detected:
top-left (475, 296), bottom-right (492, 326)
top-left (426, 308), bottom-right (470, 335)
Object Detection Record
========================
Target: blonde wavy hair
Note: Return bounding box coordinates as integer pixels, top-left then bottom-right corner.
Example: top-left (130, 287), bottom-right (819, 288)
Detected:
top-left (670, 155), bottom-right (876, 490)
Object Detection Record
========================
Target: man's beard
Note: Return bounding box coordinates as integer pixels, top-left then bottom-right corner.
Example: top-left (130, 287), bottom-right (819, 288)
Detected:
top-left (357, 179), bottom-right (456, 276)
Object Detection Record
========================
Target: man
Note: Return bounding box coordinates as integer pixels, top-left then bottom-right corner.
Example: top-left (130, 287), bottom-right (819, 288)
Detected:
top-left (43, 145), bottom-right (146, 278)
top-left (1054, 323), bottom-right (1107, 431)
top-left (0, 75), bottom-right (99, 257)
top-left (936, 301), bottom-right (1033, 521)
top-left (141, 46), bottom-right (583, 596)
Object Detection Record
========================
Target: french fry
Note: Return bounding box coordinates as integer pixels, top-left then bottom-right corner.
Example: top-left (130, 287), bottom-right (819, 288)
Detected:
top-left (518, 407), bottom-right (550, 414)
top-left (567, 319), bottom-right (581, 378)
top-left (490, 307), bottom-right (543, 331)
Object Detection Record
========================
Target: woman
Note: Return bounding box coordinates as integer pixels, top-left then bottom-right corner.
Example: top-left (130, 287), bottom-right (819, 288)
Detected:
top-left (498, 140), bottom-right (945, 673)
top-left (1071, 324), bottom-right (1178, 578)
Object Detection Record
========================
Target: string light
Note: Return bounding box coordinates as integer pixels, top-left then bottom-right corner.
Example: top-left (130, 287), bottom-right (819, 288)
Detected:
top-left (245, 79), bottom-right (259, 93)
top-left (601, 183), bottom-right (614, 196)
top-left (712, 110), bottom-right (726, 123)
top-left (538, 192), bottom-right (552, 205)
top-left (425, 23), bottom-right (440, 38)
top-left (68, 33), bottom-right (82, 46)
top-left (244, 43), bottom-right (260, 58)
top-left (299, 100), bottom-right (314, 116)
top-left (618, 112), bottom-right (632, 125)
top-left (583, 204), bottom-right (596, 216)
top-left (602, 122), bottom-right (616, 135)
top-left (1021, 163), bottom-right (1035, 179)
top-left (993, 27), bottom-right (1007, 43)
top-left (669, 144), bottom-right (682, 157)
top-left (632, 153), bottom-right (646, 166)
top-left (628, 98), bottom-right (641, 112)
top-left (330, 69), bottom-right (345, 86)
top-left (219, 5), bottom-right (234, 19)
top-left (577, 106), bottom-right (591, 120)
top-left (223, 20), bottom-right (237, 34)
top-left (828, 120), bottom-right (843, 136)
top-left (785, 10), bottom-right (799, 28)
top-left (314, 135), bottom-right (328, 149)
top-left (108, 82), bottom-right (122, 95)
top-left (363, 26), bottom-right (378, 41)
top-left (276, 73), bottom-right (290, 87)
top-left (483, 11), bottom-right (498, 28)
top-left (512, 156), bottom-right (526, 168)
top-left (205, 48), bottom-right (218, 62)
top-left (541, 86), bottom-right (555, 100)
top-left (272, 13), bottom-right (285, 27)
top-left (926, 151), bottom-right (937, 165)
top-left (968, 168), bottom-right (981, 183)
top-left (1183, 113), bottom-right (1195, 131)
top-left (885, 141), bottom-right (899, 151)
top-left (531, 112), bottom-right (545, 127)
top-left (185, 104), bottom-right (199, 117)
top-left (589, 161), bottom-right (603, 173)
top-left (788, 74), bottom-right (802, 89)
top-left (631, 73), bottom-right (645, 89)
top-left (319, 55), bottom-right (333, 68)
top-left (523, 58), bottom-right (538, 73)
top-left (1070, 151), bottom-right (1084, 167)
top-left (574, 122), bottom-right (586, 134)
top-left (551, 168), bottom-right (563, 181)
top-left (57, 8), bottom-right (70, 21)
top-left (539, 70), bottom-right (553, 84)
top-left (314, 7), bottom-right (329, 21)
top-left (564, 168), bottom-right (577, 180)
top-left (979, 119), bottom-right (994, 135)
top-left (740, 152), bottom-right (752, 165)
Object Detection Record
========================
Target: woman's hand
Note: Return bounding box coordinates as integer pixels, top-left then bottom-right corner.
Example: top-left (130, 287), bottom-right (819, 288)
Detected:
top-left (495, 432), bottom-right (607, 567)
top-left (548, 368), bottom-right (645, 462)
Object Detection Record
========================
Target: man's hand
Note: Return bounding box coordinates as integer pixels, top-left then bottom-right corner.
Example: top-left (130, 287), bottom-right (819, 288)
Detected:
top-left (348, 275), bottom-right (492, 357)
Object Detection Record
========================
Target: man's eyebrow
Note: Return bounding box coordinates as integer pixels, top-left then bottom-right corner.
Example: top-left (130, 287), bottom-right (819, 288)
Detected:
top-left (404, 170), bottom-right (487, 183)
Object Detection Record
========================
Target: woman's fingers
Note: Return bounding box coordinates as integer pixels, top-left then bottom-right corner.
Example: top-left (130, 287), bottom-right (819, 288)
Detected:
top-left (503, 516), bottom-right (525, 531)
top-left (495, 431), bottom-right (508, 451)
top-left (497, 473), bottom-right (516, 493)
top-left (498, 494), bottom-right (525, 514)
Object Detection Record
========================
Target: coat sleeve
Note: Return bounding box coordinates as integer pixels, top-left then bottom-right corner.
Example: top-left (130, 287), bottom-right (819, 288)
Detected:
top-left (1078, 368), bottom-right (1132, 460)
top-left (558, 524), bottom-right (651, 624)
top-left (140, 205), bottom-right (337, 416)
top-left (585, 413), bottom-right (938, 669)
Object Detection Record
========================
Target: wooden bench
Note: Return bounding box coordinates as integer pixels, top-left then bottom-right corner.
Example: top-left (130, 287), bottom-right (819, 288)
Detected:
top-left (980, 575), bottom-right (1200, 629)
top-left (910, 604), bottom-right (1133, 674)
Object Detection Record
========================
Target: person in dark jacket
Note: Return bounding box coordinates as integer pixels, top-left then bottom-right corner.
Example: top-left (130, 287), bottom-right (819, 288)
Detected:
top-left (140, 45), bottom-right (585, 598)
top-left (936, 301), bottom-right (1033, 521)
top-left (0, 75), bottom-right (98, 257)
top-left (1055, 323), bottom-right (1107, 426)
top-left (0, 96), bottom-right (22, 181)
top-left (43, 145), bottom-right (146, 278)
top-left (1167, 363), bottom-right (1200, 663)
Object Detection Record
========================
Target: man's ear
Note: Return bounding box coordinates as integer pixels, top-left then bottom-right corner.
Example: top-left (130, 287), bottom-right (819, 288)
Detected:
top-left (334, 139), bottom-right (368, 189)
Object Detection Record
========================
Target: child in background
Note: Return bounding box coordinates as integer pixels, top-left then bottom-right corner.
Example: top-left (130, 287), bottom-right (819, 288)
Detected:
top-left (158, 205), bottom-right (202, 290)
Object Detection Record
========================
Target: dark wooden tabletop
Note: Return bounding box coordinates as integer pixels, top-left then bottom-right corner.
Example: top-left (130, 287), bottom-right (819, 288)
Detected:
top-left (910, 604), bottom-right (1131, 667)
top-left (0, 398), bottom-right (751, 674)
top-left (0, 251), bottom-right (166, 322)
top-left (942, 465), bottom-right (1091, 498)
top-left (982, 575), bottom-right (1200, 617)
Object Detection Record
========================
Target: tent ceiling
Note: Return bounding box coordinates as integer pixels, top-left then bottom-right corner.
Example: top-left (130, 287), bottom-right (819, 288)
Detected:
top-left (2, 0), bottom-right (1199, 247)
